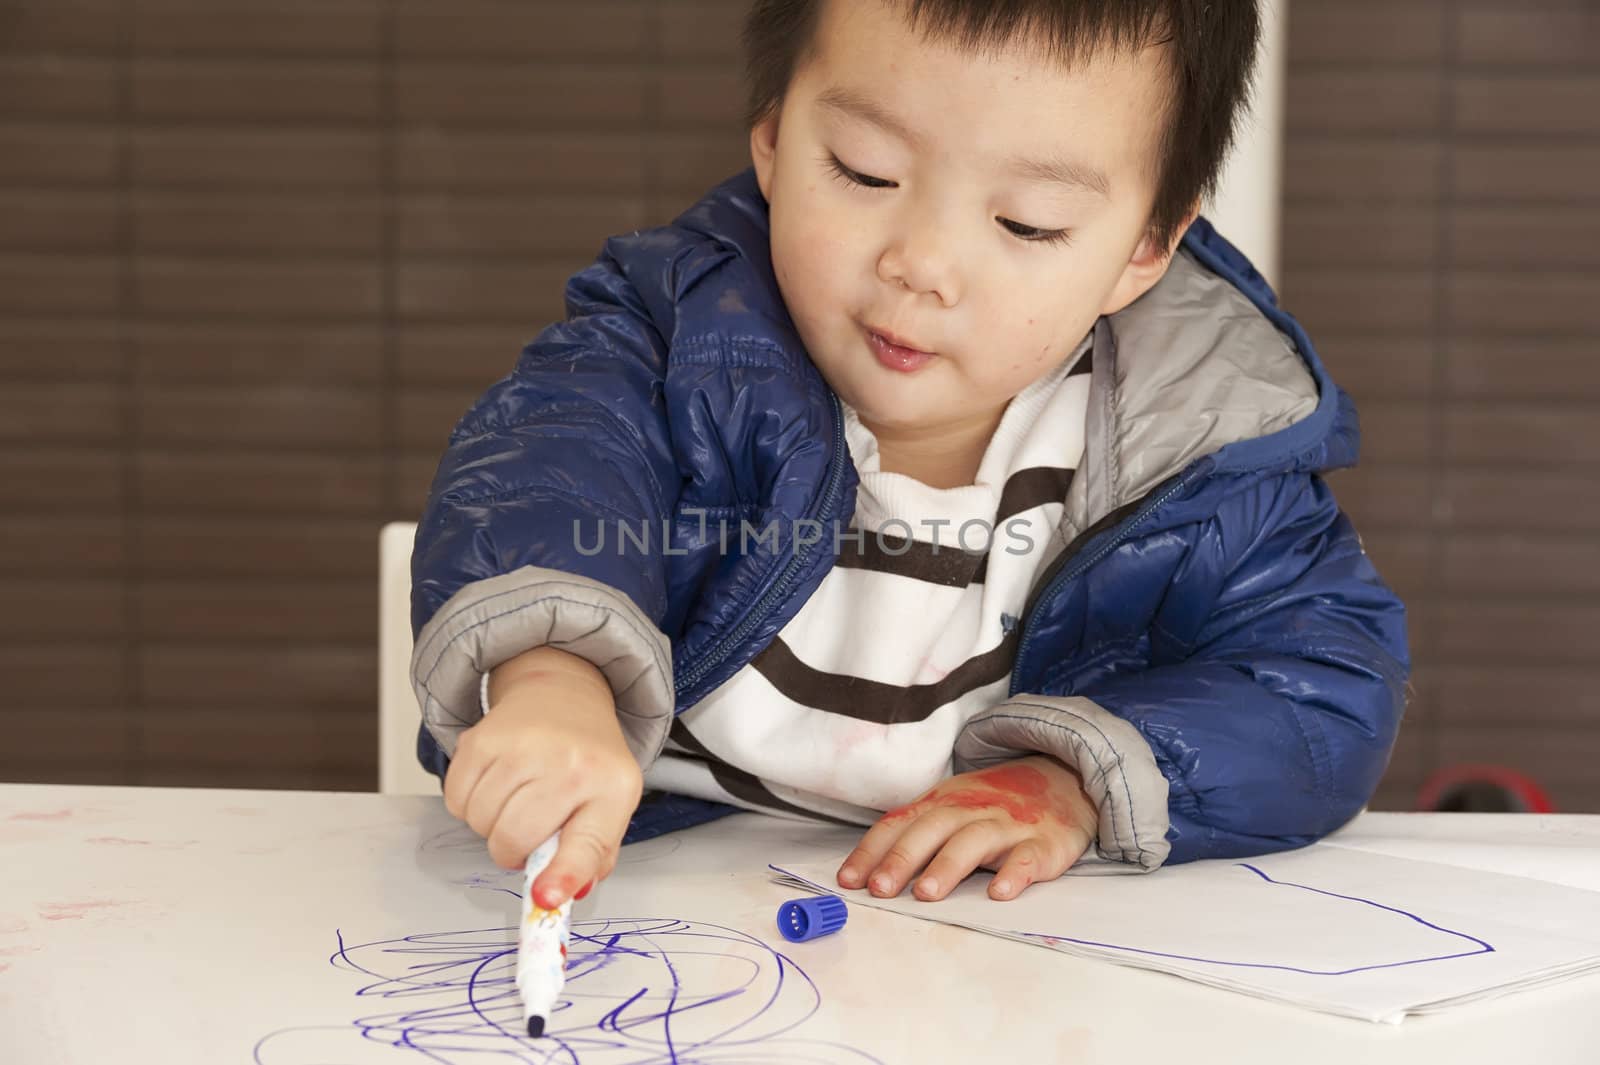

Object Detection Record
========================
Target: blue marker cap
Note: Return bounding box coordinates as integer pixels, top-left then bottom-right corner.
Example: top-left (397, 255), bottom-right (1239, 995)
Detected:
top-left (776, 895), bottom-right (847, 942)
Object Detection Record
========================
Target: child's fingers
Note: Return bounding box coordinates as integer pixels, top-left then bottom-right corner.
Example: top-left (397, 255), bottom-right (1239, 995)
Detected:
top-left (987, 840), bottom-right (1044, 900)
top-left (860, 806), bottom-right (967, 898)
top-left (988, 832), bottom-right (1084, 900)
top-left (484, 780), bottom-right (564, 871)
top-left (837, 818), bottom-right (904, 889)
top-left (836, 808), bottom-right (917, 888)
top-left (533, 801), bottom-right (622, 909)
top-left (462, 756), bottom-right (527, 841)
top-left (837, 798), bottom-right (937, 888)
top-left (441, 732), bottom-right (494, 822)
top-left (912, 821), bottom-right (1007, 901)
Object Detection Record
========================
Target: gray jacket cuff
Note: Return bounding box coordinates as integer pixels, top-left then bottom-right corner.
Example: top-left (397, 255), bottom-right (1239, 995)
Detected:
top-left (410, 565), bottom-right (675, 770)
top-left (954, 695), bottom-right (1172, 872)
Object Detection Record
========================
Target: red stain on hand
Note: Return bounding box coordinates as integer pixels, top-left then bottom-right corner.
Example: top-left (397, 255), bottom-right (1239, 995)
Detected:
top-left (880, 802), bottom-right (920, 825)
top-left (970, 764), bottom-right (1052, 797)
top-left (883, 763), bottom-right (1078, 826)
top-left (935, 787), bottom-right (1049, 824)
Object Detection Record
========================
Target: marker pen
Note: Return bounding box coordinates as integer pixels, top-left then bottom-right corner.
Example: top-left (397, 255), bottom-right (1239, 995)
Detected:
top-left (516, 831), bottom-right (571, 1038)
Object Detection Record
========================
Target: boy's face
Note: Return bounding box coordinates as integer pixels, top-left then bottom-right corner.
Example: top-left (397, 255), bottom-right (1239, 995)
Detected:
top-left (752, 0), bottom-right (1194, 465)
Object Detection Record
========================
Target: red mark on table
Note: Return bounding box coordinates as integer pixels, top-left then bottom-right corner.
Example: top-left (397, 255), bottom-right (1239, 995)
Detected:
top-left (38, 899), bottom-right (128, 921)
top-left (86, 836), bottom-right (153, 846)
top-left (9, 809), bottom-right (73, 822)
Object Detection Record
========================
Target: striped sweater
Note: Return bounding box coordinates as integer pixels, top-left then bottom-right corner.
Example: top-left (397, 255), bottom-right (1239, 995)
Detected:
top-left (642, 334), bottom-right (1095, 825)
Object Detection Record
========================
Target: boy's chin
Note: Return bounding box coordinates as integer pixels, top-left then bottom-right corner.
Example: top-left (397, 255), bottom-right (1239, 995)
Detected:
top-left (843, 396), bottom-right (945, 434)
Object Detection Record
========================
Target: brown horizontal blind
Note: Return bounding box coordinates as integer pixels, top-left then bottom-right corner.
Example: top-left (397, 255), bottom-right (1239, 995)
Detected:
top-left (2, 1), bottom-right (1595, 810)
top-left (0, 0), bottom-right (750, 789)
top-left (1285, 0), bottom-right (1600, 811)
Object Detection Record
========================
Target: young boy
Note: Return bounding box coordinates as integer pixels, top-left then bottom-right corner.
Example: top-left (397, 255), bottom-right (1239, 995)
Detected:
top-left (408, 0), bottom-right (1410, 913)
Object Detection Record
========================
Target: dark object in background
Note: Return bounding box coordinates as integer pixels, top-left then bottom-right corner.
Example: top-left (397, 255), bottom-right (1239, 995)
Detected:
top-left (1417, 765), bottom-right (1555, 813)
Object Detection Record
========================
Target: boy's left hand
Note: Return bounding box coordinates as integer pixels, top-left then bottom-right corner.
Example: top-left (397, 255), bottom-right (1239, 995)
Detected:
top-left (837, 755), bottom-right (1097, 902)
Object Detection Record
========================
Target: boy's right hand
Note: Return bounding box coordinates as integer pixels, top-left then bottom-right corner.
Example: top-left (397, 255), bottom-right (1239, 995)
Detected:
top-left (442, 652), bottom-right (643, 910)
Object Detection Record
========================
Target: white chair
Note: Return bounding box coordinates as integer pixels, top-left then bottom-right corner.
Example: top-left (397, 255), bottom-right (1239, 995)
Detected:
top-left (378, 521), bottom-right (442, 795)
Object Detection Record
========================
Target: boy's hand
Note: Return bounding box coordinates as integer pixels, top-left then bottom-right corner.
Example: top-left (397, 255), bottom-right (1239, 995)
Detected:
top-left (836, 755), bottom-right (1097, 902)
top-left (442, 655), bottom-right (642, 910)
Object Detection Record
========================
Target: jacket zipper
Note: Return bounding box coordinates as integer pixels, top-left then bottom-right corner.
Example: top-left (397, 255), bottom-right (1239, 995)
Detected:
top-left (1008, 460), bottom-right (1211, 698)
top-left (674, 390), bottom-right (850, 699)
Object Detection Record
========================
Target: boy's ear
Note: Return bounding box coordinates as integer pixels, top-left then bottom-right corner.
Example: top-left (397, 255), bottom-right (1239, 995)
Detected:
top-left (1099, 202), bottom-right (1202, 315)
top-left (750, 111), bottom-right (781, 200)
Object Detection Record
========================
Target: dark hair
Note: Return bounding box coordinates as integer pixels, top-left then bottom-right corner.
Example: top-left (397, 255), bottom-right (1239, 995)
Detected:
top-left (741, 0), bottom-right (1260, 252)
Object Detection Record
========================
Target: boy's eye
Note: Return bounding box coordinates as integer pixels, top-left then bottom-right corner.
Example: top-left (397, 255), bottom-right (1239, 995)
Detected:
top-left (826, 155), bottom-right (896, 189)
top-left (998, 218), bottom-right (1073, 248)
top-left (827, 153), bottom-right (1071, 248)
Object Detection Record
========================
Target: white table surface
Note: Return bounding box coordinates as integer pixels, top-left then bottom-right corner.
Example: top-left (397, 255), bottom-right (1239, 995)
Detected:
top-left (3, 783), bottom-right (1598, 1064)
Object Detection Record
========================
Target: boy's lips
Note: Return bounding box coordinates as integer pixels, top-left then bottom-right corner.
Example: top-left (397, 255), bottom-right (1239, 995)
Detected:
top-left (864, 326), bottom-right (937, 373)
top-left (865, 324), bottom-right (934, 355)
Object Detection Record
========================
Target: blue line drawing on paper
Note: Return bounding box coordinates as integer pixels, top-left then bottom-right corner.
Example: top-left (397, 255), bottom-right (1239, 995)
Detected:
top-left (1014, 862), bottom-right (1495, 976)
top-left (253, 917), bottom-right (884, 1064)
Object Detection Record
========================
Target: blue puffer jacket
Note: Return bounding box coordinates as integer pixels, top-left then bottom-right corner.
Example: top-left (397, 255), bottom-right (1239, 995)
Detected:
top-left (409, 167), bottom-right (1410, 868)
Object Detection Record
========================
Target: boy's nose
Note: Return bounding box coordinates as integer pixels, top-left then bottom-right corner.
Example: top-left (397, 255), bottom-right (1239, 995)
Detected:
top-left (877, 233), bottom-right (962, 308)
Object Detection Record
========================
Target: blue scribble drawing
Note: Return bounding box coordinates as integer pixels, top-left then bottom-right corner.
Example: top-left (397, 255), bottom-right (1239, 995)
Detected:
top-left (1016, 862), bottom-right (1495, 976)
top-left (254, 917), bottom-right (884, 1064)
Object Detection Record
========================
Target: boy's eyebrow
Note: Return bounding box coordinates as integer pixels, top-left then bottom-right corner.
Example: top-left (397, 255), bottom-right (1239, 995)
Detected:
top-left (1010, 153), bottom-right (1111, 200)
top-left (815, 85), bottom-right (1111, 200)
top-left (817, 86), bottom-right (929, 151)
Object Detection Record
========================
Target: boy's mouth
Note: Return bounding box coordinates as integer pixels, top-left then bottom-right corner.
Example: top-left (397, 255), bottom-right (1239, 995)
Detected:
top-left (864, 325), bottom-right (937, 373)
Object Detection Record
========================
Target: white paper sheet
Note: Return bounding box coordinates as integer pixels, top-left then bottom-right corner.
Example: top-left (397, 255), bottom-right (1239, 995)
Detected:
top-left (771, 844), bottom-right (1600, 1024)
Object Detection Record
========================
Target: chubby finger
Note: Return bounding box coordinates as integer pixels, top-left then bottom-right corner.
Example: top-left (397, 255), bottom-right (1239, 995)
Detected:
top-left (863, 806), bottom-right (969, 898)
top-left (484, 780), bottom-right (564, 871)
top-left (441, 734), bottom-right (494, 823)
top-left (913, 821), bottom-right (1008, 902)
top-left (532, 802), bottom-right (623, 910)
top-left (989, 834), bottom-right (1081, 901)
top-left (462, 756), bottom-right (528, 841)
top-left (836, 815), bottom-right (912, 890)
